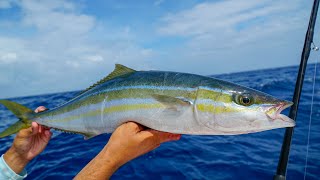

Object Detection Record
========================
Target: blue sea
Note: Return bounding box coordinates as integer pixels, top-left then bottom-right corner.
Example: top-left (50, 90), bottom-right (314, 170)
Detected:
top-left (0, 64), bottom-right (319, 179)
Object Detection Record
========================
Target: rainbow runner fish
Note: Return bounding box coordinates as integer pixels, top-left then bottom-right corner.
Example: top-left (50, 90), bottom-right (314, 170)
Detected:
top-left (0, 64), bottom-right (295, 139)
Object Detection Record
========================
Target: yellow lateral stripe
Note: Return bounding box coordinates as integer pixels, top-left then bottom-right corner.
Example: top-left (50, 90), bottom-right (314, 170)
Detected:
top-left (196, 89), bottom-right (233, 103)
top-left (46, 88), bottom-right (197, 117)
top-left (103, 103), bottom-right (163, 114)
top-left (105, 88), bottom-right (197, 101)
top-left (48, 103), bottom-right (163, 123)
top-left (46, 86), bottom-right (233, 117)
top-left (105, 88), bottom-right (232, 103)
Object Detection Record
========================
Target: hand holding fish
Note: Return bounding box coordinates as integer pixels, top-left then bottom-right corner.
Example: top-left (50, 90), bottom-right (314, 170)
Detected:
top-left (75, 122), bottom-right (181, 179)
top-left (0, 64), bottom-right (295, 179)
top-left (3, 106), bottom-right (52, 175)
top-left (104, 122), bottom-right (181, 168)
top-left (1, 108), bottom-right (179, 180)
top-left (0, 64), bottom-right (295, 139)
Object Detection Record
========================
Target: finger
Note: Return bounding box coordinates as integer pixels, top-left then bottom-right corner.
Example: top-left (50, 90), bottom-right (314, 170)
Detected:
top-left (125, 121), bottom-right (145, 132)
top-left (136, 130), bottom-right (161, 150)
top-left (31, 122), bottom-right (40, 135)
top-left (144, 130), bottom-right (181, 143)
top-left (44, 129), bottom-right (53, 140)
top-left (17, 122), bottom-right (37, 137)
top-left (39, 124), bottom-right (50, 134)
top-left (43, 126), bottom-right (51, 131)
top-left (34, 106), bottom-right (47, 113)
top-left (17, 119), bottom-right (42, 138)
top-left (39, 124), bottom-right (43, 134)
top-left (18, 127), bottom-right (33, 138)
top-left (40, 125), bottom-right (51, 133)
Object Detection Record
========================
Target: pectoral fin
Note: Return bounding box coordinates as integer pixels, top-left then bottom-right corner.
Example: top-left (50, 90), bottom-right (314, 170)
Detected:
top-left (152, 94), bottom-right (191, 107)
top-left (152, 94), bottom-right (192, 117)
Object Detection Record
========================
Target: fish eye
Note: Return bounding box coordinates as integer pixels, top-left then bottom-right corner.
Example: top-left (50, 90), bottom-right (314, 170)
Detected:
top-left (240, 96), bottom-right (251, 105)
top-left (234, 94), bottom-right (254, 106)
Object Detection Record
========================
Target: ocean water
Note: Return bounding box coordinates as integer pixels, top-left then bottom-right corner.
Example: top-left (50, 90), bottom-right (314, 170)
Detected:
top-left (0, 64), bottom-right (319, 180)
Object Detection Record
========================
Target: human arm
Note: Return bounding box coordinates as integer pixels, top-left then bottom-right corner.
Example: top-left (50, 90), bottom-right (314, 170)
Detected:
top-left (2, 106), bottom-right (52, 174)
top-left (74, 122), bottom-right (181, 179)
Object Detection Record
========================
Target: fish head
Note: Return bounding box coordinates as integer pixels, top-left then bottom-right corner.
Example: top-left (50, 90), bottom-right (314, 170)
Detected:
top-left (195, 82), bottom-right (295, 134)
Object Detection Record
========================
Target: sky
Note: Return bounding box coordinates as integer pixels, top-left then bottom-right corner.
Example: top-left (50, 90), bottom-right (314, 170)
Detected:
top-left (0, 0), bottom-right (317, 98)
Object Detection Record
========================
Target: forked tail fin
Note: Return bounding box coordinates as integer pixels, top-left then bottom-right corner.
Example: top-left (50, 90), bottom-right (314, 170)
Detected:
top-left (0, 100), bottom-right (34, 138)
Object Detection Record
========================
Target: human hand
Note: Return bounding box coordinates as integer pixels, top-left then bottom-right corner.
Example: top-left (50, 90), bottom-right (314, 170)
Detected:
top-left (104, 122), bottom-right (181, 168)
top-left (75, 122), bottom-right (181, 179)
top-left (4, 106), bottom-right (52, 174)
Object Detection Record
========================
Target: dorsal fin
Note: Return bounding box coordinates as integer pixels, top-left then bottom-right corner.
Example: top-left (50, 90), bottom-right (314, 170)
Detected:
top-left (78, 64), bottom-right (136, 96)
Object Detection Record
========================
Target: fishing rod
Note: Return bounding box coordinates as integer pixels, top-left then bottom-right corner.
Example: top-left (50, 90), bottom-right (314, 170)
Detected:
top-left (274, 0), bottom-right (319, 179)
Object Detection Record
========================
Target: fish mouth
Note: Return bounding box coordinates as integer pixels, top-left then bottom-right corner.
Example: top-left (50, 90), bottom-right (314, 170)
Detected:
top-left (265, 101), bottom-right (295, 126)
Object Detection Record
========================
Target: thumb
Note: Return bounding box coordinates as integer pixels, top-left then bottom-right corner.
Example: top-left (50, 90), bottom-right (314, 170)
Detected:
top-left (145, 130), bottom-right (181, 143)
top-left (18, 122), bottom-right (39, 138)
top-left (18, 126), bottom-right (33, 138)
top-left (34, 106), bottom-right (47, 113)
top-left (31, 122), bottom-right (40, 135)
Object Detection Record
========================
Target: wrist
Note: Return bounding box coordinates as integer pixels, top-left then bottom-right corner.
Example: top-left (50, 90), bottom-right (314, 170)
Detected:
top-left (99, 146), bottom-right (122, 173)
top-left (75, 145), bottom-right (122, 179)
top-left (4, 147), bottom-right (29, 174)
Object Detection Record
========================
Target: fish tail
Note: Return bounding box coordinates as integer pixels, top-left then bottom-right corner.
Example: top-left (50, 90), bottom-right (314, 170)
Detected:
top-left (0, 100), bottom-right (34, 138)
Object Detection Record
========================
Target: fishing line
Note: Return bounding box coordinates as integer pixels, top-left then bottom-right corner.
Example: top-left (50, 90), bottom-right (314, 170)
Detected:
top-left (303, 53), bottom-right (318, 180)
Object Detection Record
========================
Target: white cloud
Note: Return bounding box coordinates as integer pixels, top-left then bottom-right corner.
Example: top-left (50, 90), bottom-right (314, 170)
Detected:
top-left (159, 0), bottom-right (304, 38)
top-left (0, 0), bottom-right (154, 98)
top-left (0, 0), bottom-right (312, 98)
top-left (86, 55), bottom-right (103, 62)
top-left (154, 0), bottom-right (164, 6)
top-left (66, 60), bottom-right (80, 68)
top-left (152, 0), bottom-right (309, 74)
top-left (22, 3), bottom-right (95, 35)
top-left (0, 52), bottom-right (17, 63)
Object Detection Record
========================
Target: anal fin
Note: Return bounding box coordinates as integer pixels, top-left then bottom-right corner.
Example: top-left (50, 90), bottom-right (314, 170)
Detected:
top-left (83, 134), bottom-right (95, 140)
